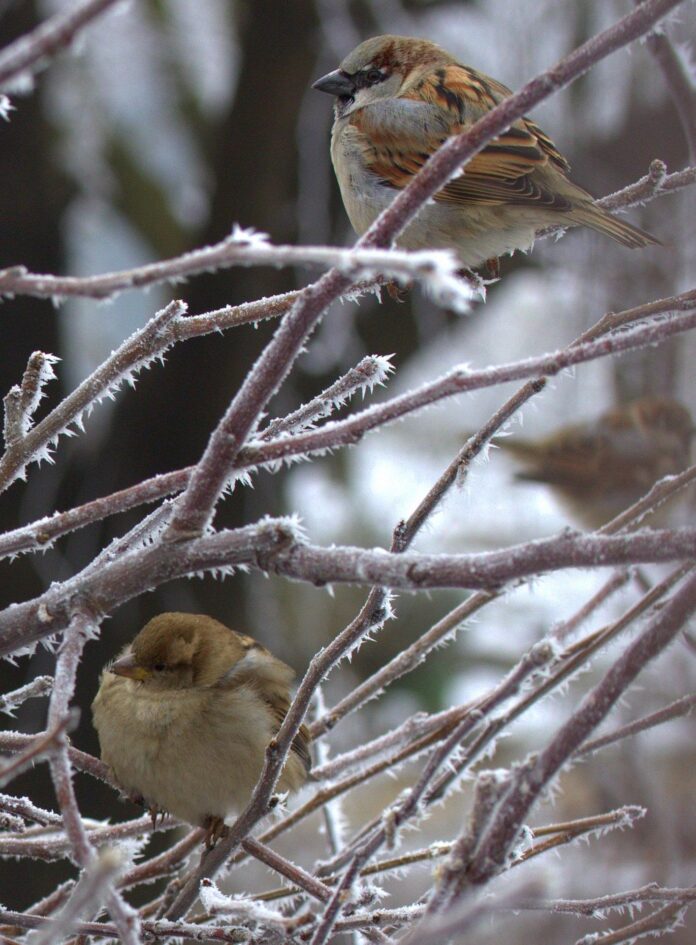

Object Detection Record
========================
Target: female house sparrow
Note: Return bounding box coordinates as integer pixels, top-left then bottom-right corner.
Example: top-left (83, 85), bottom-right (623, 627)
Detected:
top-left (313, 35), bottom-right (658, 270)
top-left (498, 396), bottom-right (694, 529)
top-left (92, 613), bottom-right (310, 847)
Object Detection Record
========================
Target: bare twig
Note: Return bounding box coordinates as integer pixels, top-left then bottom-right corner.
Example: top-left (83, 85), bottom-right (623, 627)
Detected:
top-left (1, 286), bottom-right (692, 567)
top-left (0, 237), bottom-right (471, 309)
top-left (1, 162), bottom-right (694, 304)
top-left (577, 899), bottom-right (690, 945)
top-left (0, 676), bottom-right (53, 714)
top-left (0, 715), bottom-right (75, 789)
top-left (46, 612), bottom-right (141, 945)
top-left (578, 692), bottom-right (696, 756)
top-left (0, 300), bottom-right (186, 494)
top-left (517, 883), bottom-right (696, 916)
top-left (25, 849), bottom-right (122, 945)
top-left (635, 3), bottom-right (696, 160)
top-left (461, 569), bottom-right (696, 891)
top-left (0, 0), bottom-right (124, 90)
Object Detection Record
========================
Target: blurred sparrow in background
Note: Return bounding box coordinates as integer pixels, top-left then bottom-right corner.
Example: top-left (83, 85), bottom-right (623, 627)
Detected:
top-left (313, 35), bottom-right (658, 272)
top-left (92, 612), bottom-right (310, 847)
top-left (498, 396), bottom-right (694, 529)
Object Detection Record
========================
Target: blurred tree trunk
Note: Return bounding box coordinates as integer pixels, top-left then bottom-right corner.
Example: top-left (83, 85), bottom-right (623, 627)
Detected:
top-left (106, 0), bottom-right (320, 624)
top-left (0, 2), bottom-right (69, 608)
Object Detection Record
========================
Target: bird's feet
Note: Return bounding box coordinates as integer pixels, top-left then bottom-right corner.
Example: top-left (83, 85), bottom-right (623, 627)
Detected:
top-left (480, 256), bottom-right (500, 280)
top-left (125, 791), bottom-right (167, 830)
top-left (386, 280), bottom-right (406, 302)
top-left (148, 805), bottom-right (168, 831)
top-left (202, 815), bottom-right (229, 849)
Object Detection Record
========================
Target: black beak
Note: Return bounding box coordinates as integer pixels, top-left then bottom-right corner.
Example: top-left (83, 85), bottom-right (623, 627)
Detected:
top-left (312, 69), bottom-right (356, 97)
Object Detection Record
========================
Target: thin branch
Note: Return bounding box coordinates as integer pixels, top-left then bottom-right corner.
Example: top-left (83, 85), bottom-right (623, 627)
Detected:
top-left (0, 300), bottom-right (186, 494)
top-left (1, 162), bottom-right (694, 305)
top-left (241, 837), bottom-right (333, 904)
top-left (162, 267), bottom-right (356, 540)
top-left (517, 883), bottom-right (696, 916)
top-left (0, 0), bottom-right (124, 90)
top-left (0, 675), bottom-right (53, 714)
top-left (46, 612), bottom-right (141, 945)
top-left (462, 569), bottom-right (696, 890)
top-left (636, 5), bottom-right (696, 160)
top-left (577, 899), bottom-right (690, 945)
top-left (550, 570), bottom-right (633, 642)
top-left (25, 849), bottom-right (122, 945)
top-left (421, 565), bottom-right (690, 823)
top-left (2, 352), bottom-right (58, 448)
top-left (0, 715), bottom-right (75, 789)
top-left (0, 237), bottom-right (472, 309)
top-left (1, 285), bottom-right (692, 566)
top-left (0, 793), bottom-right (62, 828)
top-left (0, 355), bottom-right (391, 562)
top-left (0, 911), bottom-right (244, 943)
top-left (578, 692), bottom-right (696, 756)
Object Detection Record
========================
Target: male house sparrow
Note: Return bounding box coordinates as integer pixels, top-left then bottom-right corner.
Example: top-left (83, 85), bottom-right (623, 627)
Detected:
top-left (498, 396), bottom-right (694, 529)
top-left (313, 35), bottom-right (658, 270)
top-left (92, 613), bottom-right (310, 847)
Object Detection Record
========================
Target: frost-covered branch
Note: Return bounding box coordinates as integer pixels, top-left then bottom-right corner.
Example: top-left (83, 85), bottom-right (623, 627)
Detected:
top-left (45, 611), bottom-right (140, 945)
top-left (0, 675), bottom-right (52, 714)
top-left (0, 285), bottom-right (691, 566)
top-left (597, 161), bottom-right (696, 211)
top-left (0, 300), bottom-right (187, 493)
top-left (0, 233), bottom-right (474, 312)
top-left (1, 521), bottom-right (695, 657)
top-left (2, 162), bottom-right (694, 304)
top-left (578, 899), bottom-right (691, 945)
top-left (578, 692), bottom-right (696, 756)
top-left (460, 569), bottom-right (696, 891)
top-left (635, 3), bottom-right (696, 161)
top-left (25, 848), bottom-right (122, 945)
top-left (0, 0), bottom-right (124, 91)
top-left (0, 714), bottom-right (75, 789)
top-left (2, 351), bottom-right (59, 449)
top-left (517, 883), bottom-right (696, 916)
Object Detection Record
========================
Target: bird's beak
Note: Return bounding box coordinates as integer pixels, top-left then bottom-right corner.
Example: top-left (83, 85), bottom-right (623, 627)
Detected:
top-left (111, 653), bottom-right (151, 681)
top-left (312, 69), bottom-right (356, 97)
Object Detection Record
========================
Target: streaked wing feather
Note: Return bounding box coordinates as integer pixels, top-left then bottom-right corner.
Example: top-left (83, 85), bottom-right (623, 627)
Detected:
top-left (267, 694), bottom-right (312, 775)
top-left (358, 62), bottom-right (571, 207)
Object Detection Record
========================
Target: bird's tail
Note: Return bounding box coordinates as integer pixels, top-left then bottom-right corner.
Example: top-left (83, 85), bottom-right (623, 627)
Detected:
top-left (572, 204), bottom-right (661, 249)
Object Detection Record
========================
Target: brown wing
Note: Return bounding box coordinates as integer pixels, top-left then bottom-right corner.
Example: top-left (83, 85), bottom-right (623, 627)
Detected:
top-left (504, 433), bottom-right (607, 491)
top-left (266, 693), bottom-right (312, 776)
top-left (354, 62), bottom-right (572, 209)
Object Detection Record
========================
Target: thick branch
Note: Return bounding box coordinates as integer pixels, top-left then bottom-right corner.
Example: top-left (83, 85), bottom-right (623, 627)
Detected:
top-left (1, 520), bottom-right (695, 656)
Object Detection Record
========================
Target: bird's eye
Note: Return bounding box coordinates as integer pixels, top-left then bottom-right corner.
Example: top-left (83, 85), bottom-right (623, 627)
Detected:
top-left (153, 663), bottom-right (166, 672)
top-left (365, 68), bottom-right (382, 84)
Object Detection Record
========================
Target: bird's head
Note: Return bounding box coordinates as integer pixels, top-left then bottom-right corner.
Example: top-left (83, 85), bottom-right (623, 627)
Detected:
top-left (109, 613), bottom-right (251, 691)
top-left (312, 35), bottom-right (453, 116)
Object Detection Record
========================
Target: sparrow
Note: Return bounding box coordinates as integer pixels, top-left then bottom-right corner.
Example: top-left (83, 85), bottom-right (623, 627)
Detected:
top-left (313, 35), bottom-right (658, 271)
top-left (92, 612), bottom-right (311, 847)
top-left (497, 396), bottom-right (694, 528)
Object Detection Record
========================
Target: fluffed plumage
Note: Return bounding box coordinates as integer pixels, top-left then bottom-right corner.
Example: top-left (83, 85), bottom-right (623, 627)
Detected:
top-left (92, 612), bottom-right (310, 846)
